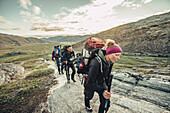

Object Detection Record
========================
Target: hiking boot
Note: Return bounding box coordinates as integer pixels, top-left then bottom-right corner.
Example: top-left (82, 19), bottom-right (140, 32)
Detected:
top-left (61, 72), bottom-right (64, 74)
top-left (85, 106), bottom-right (92, 112)
top-left (72, 79), bottom-right (76, 82)
top-left (67, 80), bottom-right (70, 83)
top-left (59, 72), bottom-right (61, 75)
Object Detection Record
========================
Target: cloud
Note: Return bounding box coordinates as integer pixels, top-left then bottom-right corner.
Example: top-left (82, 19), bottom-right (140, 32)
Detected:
top-left (33, 23), bottom-right (50, 26)
top-left (54, 12), bottom-right (67, 20)
top-left (150, 10), bottom-right (170, 16)
top-left (142, 0), bottom-right (152, 4)
top-left (15, 0), bottom-right (164, 37)
top-left (121, 1), bottom-right (134, 7)
top-left (51, 0), bottom-right (125, 34)
top-left (0, 16), bottom-right (11, 24)
top-left (53, 7), bottom-right (71, 20)
top-left (19, 10), bottom-right (31, 17)
top-left (18, 0), bottom-right (32, 9)
top-left (92, 0), bottom-right (124, 6)
top-left (33, 6), bottom-right (41, 15)
top-left (121, 0), bottom-right (142, 9)
top-left (31, 26), bottom-right (64, 31)
top-left (0, 27), bottom-right (24, 31)
top-left (31, 22), bottom-right (64, 31)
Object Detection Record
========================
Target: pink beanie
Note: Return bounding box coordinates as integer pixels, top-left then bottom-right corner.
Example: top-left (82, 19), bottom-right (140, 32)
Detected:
top-left (106, 45), bottom-right (122, 55)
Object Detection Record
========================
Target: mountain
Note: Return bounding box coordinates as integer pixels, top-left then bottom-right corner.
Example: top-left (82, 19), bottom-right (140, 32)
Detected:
top-left (73, 12), bottom-right (170, 54)
top-left (41, 35), bottom-right (91, 42)
top-left (0, 33), bottom-right (47, 49)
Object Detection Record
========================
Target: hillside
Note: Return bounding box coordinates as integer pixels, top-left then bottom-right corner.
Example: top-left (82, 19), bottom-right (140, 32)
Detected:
top-left (73, 12), bottom-right (170, 54)
top-left (0, 33), bottom-right (47, 49)
top-left (41, 35), bottom-right (91, 42)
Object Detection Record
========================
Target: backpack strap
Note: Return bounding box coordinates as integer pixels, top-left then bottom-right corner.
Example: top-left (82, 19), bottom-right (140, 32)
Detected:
top-left (95, 54), bottom-right (103, 73)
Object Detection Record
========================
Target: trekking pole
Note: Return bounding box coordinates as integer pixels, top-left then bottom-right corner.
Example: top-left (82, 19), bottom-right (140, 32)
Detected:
top-left (104, 74), bottom-right (113, 113)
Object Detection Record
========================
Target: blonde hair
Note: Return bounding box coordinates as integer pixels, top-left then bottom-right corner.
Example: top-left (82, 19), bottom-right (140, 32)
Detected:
top-left (55, 49), bottom-right (58, 53)
top-left (105, 39), bottom-right (116, 48)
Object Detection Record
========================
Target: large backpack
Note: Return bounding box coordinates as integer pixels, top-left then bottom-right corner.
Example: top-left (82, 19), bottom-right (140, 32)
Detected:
top-left (76, 37), bottom-right (105, 82)
top-left (61, 45), bottom-right (68, 56)
top-left (82, 37), bottom-right (105, 65)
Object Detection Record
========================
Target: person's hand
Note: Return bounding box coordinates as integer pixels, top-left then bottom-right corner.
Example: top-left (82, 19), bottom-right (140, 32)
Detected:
top-left (53, 58), bottom-right (55, 61)
top-left (103, 90), bottom-right (111, 99)
top-left (65, 61), bottom-right (68, 64)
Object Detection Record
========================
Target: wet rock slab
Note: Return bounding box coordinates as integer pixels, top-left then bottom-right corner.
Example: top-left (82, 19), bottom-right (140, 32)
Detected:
top-left (47, 67), bottom-right (170, 113)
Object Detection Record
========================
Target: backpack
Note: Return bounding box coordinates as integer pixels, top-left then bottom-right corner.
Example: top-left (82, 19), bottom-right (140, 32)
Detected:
top-left (52, 46), bottom-right (62, 61)
top-left (52, 51), bottom-right (55, 61)
top-left (82, 37), bottom-right (104, 64)
top-left (54, 46), bottom-right (61, 56)
top-left (76, 37), bottom-right (105, 83)
top-left (61, 45), bottom-right (68, 56)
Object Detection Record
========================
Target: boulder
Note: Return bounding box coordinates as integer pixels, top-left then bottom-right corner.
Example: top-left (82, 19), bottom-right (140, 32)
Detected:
top-left (0, 63), bottom-right (25, 85)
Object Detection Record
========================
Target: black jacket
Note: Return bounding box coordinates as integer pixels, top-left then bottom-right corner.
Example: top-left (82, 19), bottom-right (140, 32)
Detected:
top-left (63, 51), bottom-right (75, 62)
top-left (86, 50), bottom-right (113, 95)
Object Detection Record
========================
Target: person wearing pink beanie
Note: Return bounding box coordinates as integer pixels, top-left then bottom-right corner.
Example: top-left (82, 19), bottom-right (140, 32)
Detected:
top-left (84, 39), bottom-right (122, 113)
top-left (105, 44), bottom-right (122, 63)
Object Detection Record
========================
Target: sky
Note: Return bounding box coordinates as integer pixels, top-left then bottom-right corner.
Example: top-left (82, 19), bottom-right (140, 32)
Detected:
top-left (0, 0), bottom-right (170, 38)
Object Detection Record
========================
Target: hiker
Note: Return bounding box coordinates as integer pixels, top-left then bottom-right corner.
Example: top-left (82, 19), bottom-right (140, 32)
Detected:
top-left (60, 46), bottom-right (67, 74)
top-left (63, 45), bottom-right (76, 83)
top-left (52, 45), bottom-right (62, 74)
top-left (84, 39), bottom-right (122, 113)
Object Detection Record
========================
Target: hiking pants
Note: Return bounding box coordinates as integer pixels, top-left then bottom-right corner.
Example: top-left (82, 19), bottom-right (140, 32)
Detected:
top-left (65, 62), bottom-right (75, 80)
top-left (84, 83), bottom-right (94, 107)
top-left (61, 61), bottom-right (65, 73)
top-left (84, 83), bottom-right (108, 113)
top-left (55, 59), bottom-right (60, 73)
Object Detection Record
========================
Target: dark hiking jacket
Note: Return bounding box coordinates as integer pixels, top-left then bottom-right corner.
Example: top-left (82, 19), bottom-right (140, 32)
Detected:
top-left (63, 51), bottom-right (75, 63)
top-left (86, 49), bottom-right (113, 95)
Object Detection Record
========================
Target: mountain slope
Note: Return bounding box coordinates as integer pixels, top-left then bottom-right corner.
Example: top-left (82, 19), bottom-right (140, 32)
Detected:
top-left (0, 33), bottom-right (47, 49)
top-left (41, 35), bottom-right (91, 42)
top-left (73, 12), bottom-right (170, 54)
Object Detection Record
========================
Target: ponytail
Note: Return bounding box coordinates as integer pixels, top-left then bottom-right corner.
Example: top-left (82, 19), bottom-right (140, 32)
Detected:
top-left (105, 39), bottom-right (116, 48)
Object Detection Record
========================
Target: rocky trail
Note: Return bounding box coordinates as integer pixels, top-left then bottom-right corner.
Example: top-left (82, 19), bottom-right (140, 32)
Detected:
top-left (46, 61), bottom-right (170, 113)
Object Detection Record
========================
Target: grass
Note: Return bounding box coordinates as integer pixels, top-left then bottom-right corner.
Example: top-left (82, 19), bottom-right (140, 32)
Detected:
top-left (112, 55), bottom-right (146, 69)
top-left (112, 55), bottom-right (170, 69)
top-left (0, 41), bottom-right (66, 64)
top-left (0, 53), bottom-right (47, 64)
top-left (0, 68), bottom-right (55, 113)
top-left (136, 69), bottom-right (155, 74)
top-left (22, 59), bottom-right (50, 70)
top-left (0, 42), bottom-right (60, 56)
top-left (26, 68), bottom-right (54, 79)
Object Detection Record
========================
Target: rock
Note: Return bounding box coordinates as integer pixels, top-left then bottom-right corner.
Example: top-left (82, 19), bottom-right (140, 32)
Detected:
top-left (146, 69), bottom-right (170, 75)
top-left (132, 67), bottom-right (137, 70)
top-left (131, 86), bottom-right (170, 108)
top-left (0, 63), bottom-right (25, 85)
top-left (38, 58), bottom-right (44, 60)
top-left (138, 78), bottom-right (170, 93)
top-left (147, 54), bottom-right (159, 57)
top-left (46, 60), bottom-right (170, 113)
top-left (46, 59), bottom-right (50, 61)
top-left (6, 52), bottom-right (27, 56)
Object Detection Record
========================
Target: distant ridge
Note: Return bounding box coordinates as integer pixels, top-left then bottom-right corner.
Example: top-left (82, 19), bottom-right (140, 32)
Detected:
top-left (0, 33), bottom-right (47, 49)
top-left (41, 35), bottom-right (91, 42)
